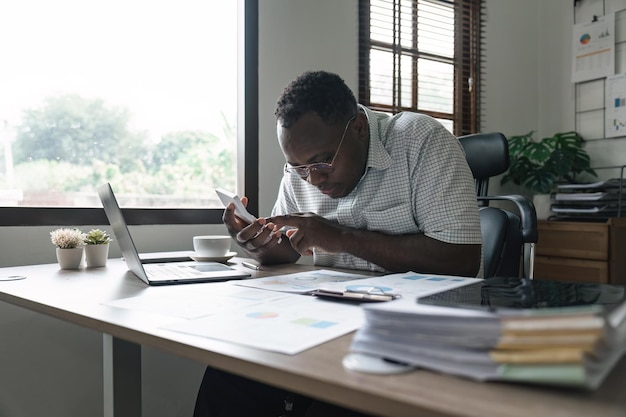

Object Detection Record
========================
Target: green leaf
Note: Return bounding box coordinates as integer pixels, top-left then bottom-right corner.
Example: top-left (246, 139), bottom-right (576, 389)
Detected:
top-left (523, 141), bottom-right (552, 164)
top-left (502, 130), bottom-right (596, 194)
top-left (524, 170), bottom-right (556, 194)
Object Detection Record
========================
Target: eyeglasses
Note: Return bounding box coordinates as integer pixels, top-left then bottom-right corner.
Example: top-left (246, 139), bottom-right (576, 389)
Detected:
top-left (284, 115), bottom-right (356, 179)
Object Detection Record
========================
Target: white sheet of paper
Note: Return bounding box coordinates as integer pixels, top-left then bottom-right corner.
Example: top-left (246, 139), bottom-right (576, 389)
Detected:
top-left (104, 284), bottom-right (292, 319)
top-left (103, 272), bottom-right (480, 355)
top-left (234, 269), bottom-right (371, 293)
top-left (605, 73), bottom-right (626, 137)
top-left (317, 272), bottom-right (480, 300)
top-left (162, 294), bottom-right (364, 354)
top-left (572, 14), bottom-right (615, 83)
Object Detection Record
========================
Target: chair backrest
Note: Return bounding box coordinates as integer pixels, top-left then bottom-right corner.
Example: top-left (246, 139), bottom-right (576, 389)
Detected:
top-left (458, 132), bottom-right (509, 197)
top-left (458, 132), bottom-right (538, 279)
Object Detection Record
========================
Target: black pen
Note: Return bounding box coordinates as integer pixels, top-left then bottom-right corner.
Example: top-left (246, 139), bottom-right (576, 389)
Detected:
top-left (241, 261), bottom-right (260, 270)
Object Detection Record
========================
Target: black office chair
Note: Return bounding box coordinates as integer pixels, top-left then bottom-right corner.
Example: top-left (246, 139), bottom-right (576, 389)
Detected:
top-left (459, 132), bottom-right (538, 279)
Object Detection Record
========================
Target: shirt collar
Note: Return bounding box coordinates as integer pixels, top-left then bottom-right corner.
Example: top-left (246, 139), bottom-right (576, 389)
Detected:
top-left (359, 104), bottom-right (393, 171)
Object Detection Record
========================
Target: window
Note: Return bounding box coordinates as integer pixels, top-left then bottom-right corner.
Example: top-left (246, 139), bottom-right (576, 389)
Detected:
top-left (358, 0), bottom-right (482, 136)
top-left (0, 0), bottom-right (259, 225)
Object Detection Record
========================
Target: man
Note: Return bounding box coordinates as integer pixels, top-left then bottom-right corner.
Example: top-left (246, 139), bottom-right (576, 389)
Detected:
top-left (227, 70), bottom-right (481, 276)
top-left (194, 70), bottom-right (481, 416)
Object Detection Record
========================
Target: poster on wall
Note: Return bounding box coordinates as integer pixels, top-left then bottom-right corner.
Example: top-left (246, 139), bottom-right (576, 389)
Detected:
top-left (605, 73), bottom-right (626, 138)
top-left (572, 13), bottom-right (615, 83)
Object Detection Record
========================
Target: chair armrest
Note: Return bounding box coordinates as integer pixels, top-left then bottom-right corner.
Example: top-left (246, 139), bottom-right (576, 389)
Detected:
top-left (477, 195), bottom-right (538, 244)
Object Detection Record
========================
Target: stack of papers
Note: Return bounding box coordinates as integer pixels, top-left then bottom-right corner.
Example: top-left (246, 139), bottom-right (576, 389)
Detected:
top-left (557, 179), bottom-right (625, 190)
top-left (349, 277), bottom-right (626, 389)
top-left (551, 179), bottom-right (625, 219)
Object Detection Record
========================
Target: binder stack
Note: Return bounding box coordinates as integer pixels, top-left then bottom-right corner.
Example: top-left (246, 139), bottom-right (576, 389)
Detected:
top-left (349, 277), bottom-right (626, 389)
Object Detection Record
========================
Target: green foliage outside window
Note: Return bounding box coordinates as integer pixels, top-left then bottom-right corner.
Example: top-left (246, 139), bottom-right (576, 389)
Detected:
top-left (3, 94), bottom-right (236, 207)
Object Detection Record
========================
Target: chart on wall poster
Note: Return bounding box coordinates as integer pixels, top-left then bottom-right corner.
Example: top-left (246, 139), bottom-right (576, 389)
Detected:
top-left (572, 13), bottom-right (615, 83)
top-left (605, 73), bottom-right (626, 137)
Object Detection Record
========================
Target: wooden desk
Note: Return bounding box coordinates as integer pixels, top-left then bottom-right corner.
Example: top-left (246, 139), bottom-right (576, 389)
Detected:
top-left (1, 259), bottom-right (626, 417)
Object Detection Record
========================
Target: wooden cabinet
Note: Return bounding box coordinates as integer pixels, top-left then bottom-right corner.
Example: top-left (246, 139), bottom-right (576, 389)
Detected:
top-left (534, 219), bottom-right (626, 284)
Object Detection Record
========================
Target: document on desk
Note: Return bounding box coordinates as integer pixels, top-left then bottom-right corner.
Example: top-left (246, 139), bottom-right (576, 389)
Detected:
top-left (103, 283), bottom-right (293, 319)
top-left (314, 272), bottom-right (481, 302)
top-left (159, 273), bottom-right (479, 354)
top-left (105, 273), bottom-right (479, 354)
top-left (161, 293), bottom-right (364, 354)
top-left (234, 269), bottom-right (371, 294)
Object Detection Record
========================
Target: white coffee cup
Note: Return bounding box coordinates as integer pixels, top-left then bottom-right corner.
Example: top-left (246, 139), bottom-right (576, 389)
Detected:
top-left (193, 235), bottom-right (232, 257)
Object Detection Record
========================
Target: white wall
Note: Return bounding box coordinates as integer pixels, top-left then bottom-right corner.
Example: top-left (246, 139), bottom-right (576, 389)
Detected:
top-left (536, 0), bottom-right (577, 136)
top-left (256, 0), bottom-right (359, 216)
top-left (2, 0), bottom-right (623, 416)
top-left (481, 0), bottom-right (540, 138)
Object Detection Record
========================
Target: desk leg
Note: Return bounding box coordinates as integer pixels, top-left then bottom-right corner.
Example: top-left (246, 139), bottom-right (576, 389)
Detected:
top-left (103, 334), bottom-right (142, 417)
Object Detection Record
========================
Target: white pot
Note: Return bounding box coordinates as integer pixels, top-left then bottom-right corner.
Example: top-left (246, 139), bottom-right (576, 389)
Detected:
top-left (533, 193), bottom-right (552, 220)
top-left (85, 244), bottom-right (110, 268)
top-left (56, 247), bottom-right (84, 270)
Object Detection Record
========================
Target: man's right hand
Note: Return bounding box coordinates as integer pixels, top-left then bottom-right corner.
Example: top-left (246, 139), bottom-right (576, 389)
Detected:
top-left (222, 198), bottom-right (296, 263)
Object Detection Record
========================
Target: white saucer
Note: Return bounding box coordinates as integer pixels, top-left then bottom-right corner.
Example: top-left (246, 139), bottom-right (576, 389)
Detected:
top-left (190, 251), bottom-right (237, 263)
top-left (0, 275), bottom-right (27, 281)
top-left (342, 353), bottom-right (415, 375)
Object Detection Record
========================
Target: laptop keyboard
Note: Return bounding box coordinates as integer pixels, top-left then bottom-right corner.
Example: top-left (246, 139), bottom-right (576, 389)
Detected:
top-left (144, 262), bottom-right (233, 280)
top-left (145, 264), bottom-right (202, 279)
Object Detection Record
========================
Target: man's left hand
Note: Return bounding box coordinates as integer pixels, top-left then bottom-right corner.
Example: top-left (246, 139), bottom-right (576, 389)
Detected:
top-left (266, 213), bottom-right (345, 256)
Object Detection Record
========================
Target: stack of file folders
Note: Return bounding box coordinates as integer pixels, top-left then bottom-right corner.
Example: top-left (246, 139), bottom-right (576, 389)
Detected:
top-left (550, 179), bottom-right (626, 219)
top-left (349, 277), bottom-right (626, 389)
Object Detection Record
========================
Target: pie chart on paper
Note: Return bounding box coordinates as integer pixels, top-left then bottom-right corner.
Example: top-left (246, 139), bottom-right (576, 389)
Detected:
top-left (247, 311), bottom-right (279, 319)
top-left (580, 33), bottom-right (591, 45)
top-left (345, 284), bottom-right (394, 293)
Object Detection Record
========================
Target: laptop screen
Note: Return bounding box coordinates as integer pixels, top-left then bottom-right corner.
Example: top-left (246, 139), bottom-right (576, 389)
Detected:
top-left (97, 183), bottom-right (151, 283)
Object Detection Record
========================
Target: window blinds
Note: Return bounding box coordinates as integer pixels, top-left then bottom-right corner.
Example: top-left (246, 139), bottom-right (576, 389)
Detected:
top-left (359, 0), bottom-right (483, 135)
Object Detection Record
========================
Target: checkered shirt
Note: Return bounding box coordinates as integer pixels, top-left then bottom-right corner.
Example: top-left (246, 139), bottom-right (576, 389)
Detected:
top-left (272, 105), bottom-right (482, 276)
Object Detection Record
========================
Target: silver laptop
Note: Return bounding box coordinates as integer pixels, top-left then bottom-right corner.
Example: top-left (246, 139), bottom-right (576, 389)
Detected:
top-left (97, 183), bottom-right (250, 285)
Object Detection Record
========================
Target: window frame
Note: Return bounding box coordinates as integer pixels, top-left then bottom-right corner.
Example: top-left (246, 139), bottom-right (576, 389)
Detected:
top-left (358, 0), bottom-right (481, 136)
top-left (0, 0), bottom-right (259, 227)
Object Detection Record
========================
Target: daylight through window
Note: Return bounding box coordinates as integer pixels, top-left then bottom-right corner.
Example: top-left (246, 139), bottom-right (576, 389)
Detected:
top-left (0, 0), bottom-right (238, 208)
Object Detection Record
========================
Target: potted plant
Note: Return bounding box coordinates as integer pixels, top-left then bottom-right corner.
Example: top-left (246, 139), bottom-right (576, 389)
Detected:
top-left (50, 228), bottom-right (86, 269)
top-left (84, 229), bottom-right (113, 268)
top-left (500, 131), bottom-right (596, 219)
